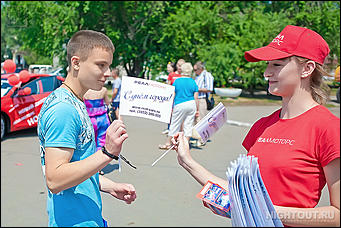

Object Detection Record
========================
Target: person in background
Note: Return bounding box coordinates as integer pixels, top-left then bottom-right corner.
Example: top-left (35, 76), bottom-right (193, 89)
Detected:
top-left (83, 68), bottom-right (111, 175)
top-left (168, 59), bottom-right (185, 85)
top-left (38, 30), bottom-right (136, 227)
top-left (193, 61), bottom-right (214, 146)
top-left (159, 62), bottom-right (199, 150)
top-left (110, 67), bottom-right (122, 120)
top-left (171, 25), bottom-right (339, 227)
top-left (166, 62), bottom-right (177, 85)
top-left (162, 61), bottom-right (178, 135)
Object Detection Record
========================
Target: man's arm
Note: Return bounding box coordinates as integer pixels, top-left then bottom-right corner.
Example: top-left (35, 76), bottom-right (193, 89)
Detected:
top-left (45, 147), bottom-right (112, 194)
top-left (45, 120), bottom-right (128, 194)
top-left (99, 175), bottom-right (137, 204)
top-left (111, 88), bottom-right (118, 103)
top-left (198, 88), bottom-right (212, 93)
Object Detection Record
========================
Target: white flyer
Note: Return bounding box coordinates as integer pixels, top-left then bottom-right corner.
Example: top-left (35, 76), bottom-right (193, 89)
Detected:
top-left (119, 76), bottom-right (175, 123)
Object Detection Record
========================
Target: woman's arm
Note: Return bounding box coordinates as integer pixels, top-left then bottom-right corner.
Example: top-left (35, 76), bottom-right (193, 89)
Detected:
top-left (194, 92), bottom-right (199, 117)
top-left (275, 158), bottom-right (340, 227)
top-left (172, 132), bottom-right (228, 189)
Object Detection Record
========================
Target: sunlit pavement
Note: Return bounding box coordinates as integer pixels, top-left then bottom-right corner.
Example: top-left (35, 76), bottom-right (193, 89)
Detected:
top-left (1, 105), bottom-right (339, 227)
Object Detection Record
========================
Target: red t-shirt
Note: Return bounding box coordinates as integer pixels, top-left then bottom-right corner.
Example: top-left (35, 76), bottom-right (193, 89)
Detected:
top-left (242, 105), bottom-right (340, 208)
top-left (167, 72), bottom-right (181, 85)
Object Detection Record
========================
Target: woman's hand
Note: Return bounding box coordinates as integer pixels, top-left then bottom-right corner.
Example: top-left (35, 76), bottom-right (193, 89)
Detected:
top-left (171, 132), bottom-right (192, 167)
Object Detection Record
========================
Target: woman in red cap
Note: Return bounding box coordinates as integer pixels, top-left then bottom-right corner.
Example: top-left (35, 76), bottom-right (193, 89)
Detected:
top-left (171, 25), bottom-right (340, 226)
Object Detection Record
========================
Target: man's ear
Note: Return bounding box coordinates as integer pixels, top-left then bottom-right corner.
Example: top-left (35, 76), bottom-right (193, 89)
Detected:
top-left (301, 60), bottom-right (316, 78)
top-left (71, 56), bottom-right (80, 71)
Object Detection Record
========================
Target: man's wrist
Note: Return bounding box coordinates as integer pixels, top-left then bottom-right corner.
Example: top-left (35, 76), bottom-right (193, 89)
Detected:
top-left (101, 146), bottom-right (119, 160)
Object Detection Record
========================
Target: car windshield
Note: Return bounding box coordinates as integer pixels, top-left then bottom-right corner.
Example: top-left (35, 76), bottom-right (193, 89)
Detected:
top-left (1, 79), bottom-right (13, 97)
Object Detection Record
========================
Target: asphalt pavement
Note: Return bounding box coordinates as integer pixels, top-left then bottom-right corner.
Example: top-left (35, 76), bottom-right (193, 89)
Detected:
top-left (1, 104), bottom-right (339, 227)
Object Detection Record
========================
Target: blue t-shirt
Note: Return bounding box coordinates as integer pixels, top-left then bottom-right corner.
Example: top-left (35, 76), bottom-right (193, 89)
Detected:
top-left (172, 77), bottom-right (198, 106)
top-left (112, 77), bottom-right (121, 103)
top-left (38, 87), bottom-right (104, 227)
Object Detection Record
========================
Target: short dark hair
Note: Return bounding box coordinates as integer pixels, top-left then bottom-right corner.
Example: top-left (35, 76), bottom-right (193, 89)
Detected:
top-left (67, 30), bottom-right (115, 66)
top-left (112, 67), bottom-right (119, 76)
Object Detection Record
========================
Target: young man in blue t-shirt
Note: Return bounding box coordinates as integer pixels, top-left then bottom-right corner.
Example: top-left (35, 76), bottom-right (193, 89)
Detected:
top-left (38, 30), bottom-right (136, 227)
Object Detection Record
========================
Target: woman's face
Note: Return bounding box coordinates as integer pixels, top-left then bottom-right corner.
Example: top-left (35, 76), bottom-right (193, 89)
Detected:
top-left (167, 64), bottom-right (174, 73)
top-left (264, 57), bottom-right (303, 98)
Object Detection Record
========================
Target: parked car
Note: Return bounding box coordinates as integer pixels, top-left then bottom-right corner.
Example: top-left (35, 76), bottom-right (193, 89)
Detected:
top-left (50, 67), bottom-right (66, 78)
top-left (28, 64), bottom-right (53, 74)
top-left (1, 73), bottom-right (64, 140)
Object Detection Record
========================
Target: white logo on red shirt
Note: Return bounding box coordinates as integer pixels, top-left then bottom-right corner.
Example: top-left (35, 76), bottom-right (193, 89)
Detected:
top-left (257, 137), bottom-right (295, 145)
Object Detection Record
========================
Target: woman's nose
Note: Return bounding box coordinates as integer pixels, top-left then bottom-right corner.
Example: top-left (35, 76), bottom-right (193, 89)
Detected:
top-left (263, 67), bottom-right (273, 79)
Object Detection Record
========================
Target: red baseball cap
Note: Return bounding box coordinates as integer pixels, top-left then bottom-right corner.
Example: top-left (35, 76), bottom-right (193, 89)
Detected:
top-left (244, 25), bottom-right (330, 65)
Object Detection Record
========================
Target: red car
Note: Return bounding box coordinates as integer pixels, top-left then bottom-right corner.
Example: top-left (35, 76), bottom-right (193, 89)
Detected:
top-left (1, 73), bottom-right (64, 140)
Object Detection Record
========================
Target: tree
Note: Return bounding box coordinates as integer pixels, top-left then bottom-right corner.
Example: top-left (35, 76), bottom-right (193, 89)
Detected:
top-left (2, 1), bottom-right (339, 92)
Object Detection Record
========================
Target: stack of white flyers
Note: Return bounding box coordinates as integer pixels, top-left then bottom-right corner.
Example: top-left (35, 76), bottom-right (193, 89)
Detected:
top-left (226, 154), bottom-right (283, 227)
top-left (193, 102), bottom-right (227, 143)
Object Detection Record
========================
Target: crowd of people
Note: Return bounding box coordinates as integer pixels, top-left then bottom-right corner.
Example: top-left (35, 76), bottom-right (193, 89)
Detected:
top-left (37, 25), bottom-right (339, 227)
top-left (160, 58), bottom-right (215, 148)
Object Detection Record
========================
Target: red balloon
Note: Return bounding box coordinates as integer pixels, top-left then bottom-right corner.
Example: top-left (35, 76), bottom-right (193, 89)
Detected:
top-left (19, 70), bottom-right (30, 83)
top-left (8, 74), bottom-right (20, 86)
top-left (23, 87), bottom-right (31, 95)
top-left (3, 59), bottom-right (16, 73)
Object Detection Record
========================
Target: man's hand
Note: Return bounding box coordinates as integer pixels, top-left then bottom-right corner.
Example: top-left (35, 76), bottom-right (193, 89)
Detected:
top-left (104, 120), bottom-right (128, 157)
top-left (109, 183), bottom-right (137, 204)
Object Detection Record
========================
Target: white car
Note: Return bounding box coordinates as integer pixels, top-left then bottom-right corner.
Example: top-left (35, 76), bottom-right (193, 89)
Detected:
top-left (155, 73), bottom-right (168, 82)
top-left (28, 65), bottom-right (53, 74)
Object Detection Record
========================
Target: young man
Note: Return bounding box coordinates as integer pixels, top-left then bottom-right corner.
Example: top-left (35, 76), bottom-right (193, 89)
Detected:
top-left (38, 30), bottom-right (136, 227)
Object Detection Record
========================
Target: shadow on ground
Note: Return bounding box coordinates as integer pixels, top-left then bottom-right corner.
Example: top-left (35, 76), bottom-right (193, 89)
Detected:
top-left (2, 127), bottom-right (37, 141)
top-left (101, 163), bottom-right (120, 174)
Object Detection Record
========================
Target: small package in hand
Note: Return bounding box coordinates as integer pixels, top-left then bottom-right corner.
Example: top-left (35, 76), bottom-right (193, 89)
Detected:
top-left (196, 180), bottom-right (231, 218)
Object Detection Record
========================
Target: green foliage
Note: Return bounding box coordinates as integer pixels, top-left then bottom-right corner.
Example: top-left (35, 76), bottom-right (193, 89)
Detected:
top-left (1, 1), bottom-right (339, 93)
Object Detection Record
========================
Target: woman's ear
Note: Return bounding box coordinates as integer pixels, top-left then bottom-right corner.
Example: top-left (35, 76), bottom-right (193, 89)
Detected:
top-left (301, 60), bottom-right (316, 78)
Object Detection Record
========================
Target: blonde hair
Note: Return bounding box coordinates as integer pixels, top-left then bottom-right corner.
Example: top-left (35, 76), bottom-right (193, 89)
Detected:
top-left (294, 56), bottom-right (330, 105)
top-left (181, 62), bottom-right (193, 76)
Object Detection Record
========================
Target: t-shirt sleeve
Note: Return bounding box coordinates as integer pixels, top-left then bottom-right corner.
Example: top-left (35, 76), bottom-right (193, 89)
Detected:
top-left (209, 74), bottom-right (214, 91)
top-left (167, 73), bottom-right (172, 81)
top-left (173, 79), bottom-right (178, 87)
top-left (242, 118), bottom-right (265, 152)
top-left (113, 79), bottom-right (120, 89)
top-left (42, 102), bottom-right (81, 149)
top-left (318, 117), bottom-right (340, 167)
